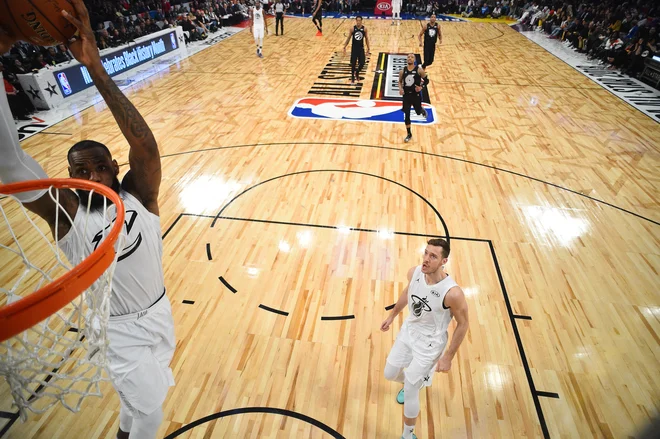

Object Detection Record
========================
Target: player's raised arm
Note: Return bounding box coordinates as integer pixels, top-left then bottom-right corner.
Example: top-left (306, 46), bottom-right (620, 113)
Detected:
top-left (63, 0), bottom-right (161, 216)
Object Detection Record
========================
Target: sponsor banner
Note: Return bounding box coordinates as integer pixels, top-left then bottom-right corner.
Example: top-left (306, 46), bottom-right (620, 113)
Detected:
top-left (289, 97), bottom-right (436, 124)
top-left (374, 0), bottom-right (392, 16)
top-left (54, 30), bottom-right (179, 98)
top-left (16, 27), bottom-right (243, 141)
top-left (295, 13), bottom-right (464, 21)
top-left (371, 53), bottom-right (430, 103)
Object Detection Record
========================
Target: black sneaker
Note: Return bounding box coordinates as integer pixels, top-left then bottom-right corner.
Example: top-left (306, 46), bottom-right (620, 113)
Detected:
top-left (404, 134), bottom-right (412, 143)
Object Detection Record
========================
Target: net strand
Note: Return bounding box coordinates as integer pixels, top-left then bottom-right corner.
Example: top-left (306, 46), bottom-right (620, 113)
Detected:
top-left (0, 184), bottom-right (123, 420)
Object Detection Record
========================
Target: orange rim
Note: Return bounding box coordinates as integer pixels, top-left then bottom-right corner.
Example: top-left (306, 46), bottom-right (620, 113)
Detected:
top-left (0, 179), bottom-right (125, 342)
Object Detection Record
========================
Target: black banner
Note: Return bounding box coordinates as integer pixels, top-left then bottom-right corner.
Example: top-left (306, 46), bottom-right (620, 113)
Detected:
top-left (54, 30), bottom-right (179, 98)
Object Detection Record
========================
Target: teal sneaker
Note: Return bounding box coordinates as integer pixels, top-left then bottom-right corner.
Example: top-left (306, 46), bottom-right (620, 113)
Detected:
top-left (400, 435), bottom-right (417, 439)
top-left (396, 388), bottom-right (404, 404)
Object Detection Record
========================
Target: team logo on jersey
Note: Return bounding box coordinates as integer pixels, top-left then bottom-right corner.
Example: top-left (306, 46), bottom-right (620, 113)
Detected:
top-left (289, 97), bottom-right (436, 124)
top-left (430, 289), bottom-right (441, 297)
top-left (91, 209), bottom-right (143, 262)
top-left (370, 53), bottom-right (431, 103)
top-left (410, 295), bottom-right (432, 317)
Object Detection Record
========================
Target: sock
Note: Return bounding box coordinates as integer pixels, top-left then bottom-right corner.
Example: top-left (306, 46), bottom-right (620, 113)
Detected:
top-left (402, 423), bottom-right (415, 439)
top-left (406, 127), bottom-right (412, 136)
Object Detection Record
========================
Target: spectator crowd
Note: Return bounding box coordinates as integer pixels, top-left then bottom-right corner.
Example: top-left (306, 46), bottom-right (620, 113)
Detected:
top-left (2, 0), bottom-right (256, 120)
top-left (514, 1), bottom-right (657, 78)
top-left (2, 0), bottom-right (658, 121)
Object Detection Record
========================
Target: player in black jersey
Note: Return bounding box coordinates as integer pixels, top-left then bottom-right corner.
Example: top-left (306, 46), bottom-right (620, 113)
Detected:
top-left (418, 15), bottom-right (442, 68)
top-left (342, 16), bottom-right (371, 84)
top-left (312, 0), bottom-right (323, 36)
top-left (399, 53), bottom-right (428, 143)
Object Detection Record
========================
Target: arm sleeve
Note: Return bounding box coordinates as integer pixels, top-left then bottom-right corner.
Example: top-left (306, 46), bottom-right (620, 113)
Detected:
top-left (0, 74), bottom-right (49, 203)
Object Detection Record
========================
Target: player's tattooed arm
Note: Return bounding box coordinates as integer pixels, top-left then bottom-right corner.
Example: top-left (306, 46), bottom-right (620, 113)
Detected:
top-left (88, 71), bottom-right (161, 215)
top-left (63, 0), bottom-right (161, 215)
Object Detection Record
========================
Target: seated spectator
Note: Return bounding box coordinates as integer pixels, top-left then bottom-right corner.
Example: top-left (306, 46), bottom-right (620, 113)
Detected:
top-left (1, 64), bottom-right (35, 120)
top-left (492, 4), bottom-right (502, 19)
top-left (180, 15), bottom-right (204, 42)
top-left (44, 47), bottom-right (58, 66)
top-left (145, 18), bottom-right (161, 33)
top-left (31, 53), bottom-right (48, 71)
top-left (55, 45), bottom-right (73, 63)
top-left (11, 58), bottom-right (30, 75)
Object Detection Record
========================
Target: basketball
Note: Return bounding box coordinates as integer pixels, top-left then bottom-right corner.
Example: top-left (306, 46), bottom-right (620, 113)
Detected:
top-left (0, 0), bottom-right (78, 46)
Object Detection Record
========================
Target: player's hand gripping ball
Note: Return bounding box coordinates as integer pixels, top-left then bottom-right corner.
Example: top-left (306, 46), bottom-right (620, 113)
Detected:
top-left (0, 0), bottom-right (79, 46)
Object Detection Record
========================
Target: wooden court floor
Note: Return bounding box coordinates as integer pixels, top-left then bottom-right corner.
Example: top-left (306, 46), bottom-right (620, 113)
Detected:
top-left (1, 17), bottom-right (659, 439)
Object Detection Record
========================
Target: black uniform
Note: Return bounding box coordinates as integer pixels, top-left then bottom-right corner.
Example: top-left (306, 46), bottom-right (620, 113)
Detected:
top-left (423, 23), bottom-right (439, 68)
top-left (275, 1), bottom-right (285, 35)
top-left (350, 25), bottom-right (366, 81)
top-left (312, 0), bottom-right (322, 32)
top-left (401, 65), bottom-right (424, 125)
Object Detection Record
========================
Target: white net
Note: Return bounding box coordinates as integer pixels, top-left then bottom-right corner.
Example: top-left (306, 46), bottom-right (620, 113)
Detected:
top-left (0, 185), bottom-right (124, 420)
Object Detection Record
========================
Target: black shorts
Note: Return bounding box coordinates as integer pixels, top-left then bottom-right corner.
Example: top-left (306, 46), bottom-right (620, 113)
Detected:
top-left (402, 93), bottom-right (423, 114)
top-left (423, 42), bottom-right (436, 66)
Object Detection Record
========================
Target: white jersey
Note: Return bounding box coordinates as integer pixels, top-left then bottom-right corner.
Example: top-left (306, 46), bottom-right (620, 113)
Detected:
top-left (404, 265), bottom-right (457, 343)
top-left (59, 189), bottom-right (164, 316)
top-left (252, 7), bottom-right (265, 28)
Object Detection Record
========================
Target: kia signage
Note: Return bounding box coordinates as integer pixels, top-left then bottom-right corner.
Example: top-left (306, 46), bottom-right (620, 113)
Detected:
top-left (374, 0), bottom-right (392, 16)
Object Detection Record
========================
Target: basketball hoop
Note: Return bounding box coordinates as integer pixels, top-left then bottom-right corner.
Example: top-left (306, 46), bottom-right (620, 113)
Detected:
top-left (0, 179), bottom-right (125, 420)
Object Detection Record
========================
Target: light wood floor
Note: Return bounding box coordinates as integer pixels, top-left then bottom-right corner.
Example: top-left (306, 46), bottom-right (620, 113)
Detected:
top-left (1, 17), bottom-right (659, 439)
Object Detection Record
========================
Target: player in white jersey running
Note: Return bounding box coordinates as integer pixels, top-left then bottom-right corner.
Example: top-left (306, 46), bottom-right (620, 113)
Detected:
top-left (0, 2), bottom-right (175, 438)
top-left (250, 1), bottom-right (269, 58)
top-left (381, 238), bottom-right (469, 439)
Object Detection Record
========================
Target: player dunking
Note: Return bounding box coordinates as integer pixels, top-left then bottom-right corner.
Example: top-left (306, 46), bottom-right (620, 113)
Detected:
top-left (343, 16), bottom-right (370, 84)
top-left (419, 15), bottom-right (441, 68)
top-left (0, 2), bottom-right (175, 438)
top-left (312, 0), bottom-right (323, 36)
top-left (381, 239), bottom-right (469, 439)
top-left (399, 53), bottom-right (428, 143)
top-left (250, 1), bottom-right (269, 57)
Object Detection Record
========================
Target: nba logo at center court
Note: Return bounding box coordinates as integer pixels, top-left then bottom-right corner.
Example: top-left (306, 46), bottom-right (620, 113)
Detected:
top-left (57, 72), bottom-right (72, 96)
top-left (289, 97), bottom-right (436, 125)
